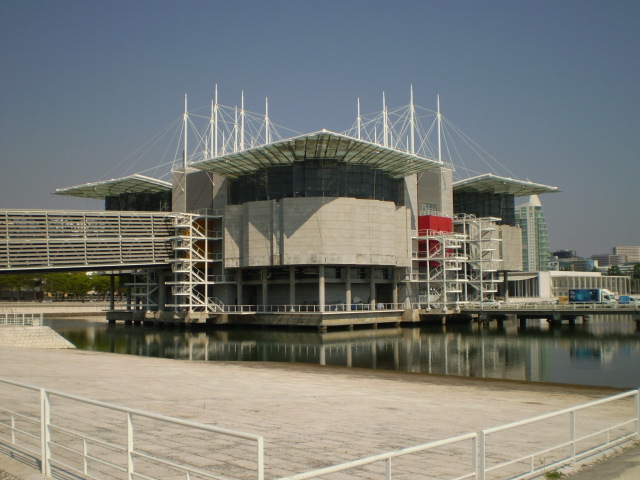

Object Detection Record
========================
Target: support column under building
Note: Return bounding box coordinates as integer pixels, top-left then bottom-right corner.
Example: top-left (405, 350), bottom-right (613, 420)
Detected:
top-left (236, 268), bottom-right (243, 306)
top-left (289, 267), bottom-right (296, 310)
top-left (392, 268), bottom-right (398, 306)
top-left (261, 267), bottom-right (268, 307)
top-left (370, 267), bottom-right (376, 309)
top-left (319, 265), bottom-right (325, 313)
top-left (109, 275), bottom-right (115, 311)
top-left (345, 266), bottom-right (352, 311)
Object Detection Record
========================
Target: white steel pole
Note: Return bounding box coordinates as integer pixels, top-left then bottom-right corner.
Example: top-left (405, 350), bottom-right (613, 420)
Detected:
top-left (383, 92), bottom-right (388, 148)
top-left (214, 85), bottom-right (219, 157)
top-left (240, 91), bottom-right (245, 150)
top-left (210, 100), bottom-right (214, 158)
top-left (357, 97), bottom-right (361, 140)
top-left (437, 94), bottom-right (442, 164)
top-left (183, 94), bottom-right (188, 169)
top-left (234, 106), bottom-right (238, 152)
top-left (265, 97), bottom-right (271, 144)
top-left (410, 85), bottom-right (415, 155)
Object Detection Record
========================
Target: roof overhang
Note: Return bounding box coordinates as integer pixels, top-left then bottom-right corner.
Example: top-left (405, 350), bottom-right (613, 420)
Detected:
top-left (54, 174), bottom-right (172, 199)
top-left (190, 131), bottom-right (443, 179)
top-left (453, 174), bottom-right (559, 197)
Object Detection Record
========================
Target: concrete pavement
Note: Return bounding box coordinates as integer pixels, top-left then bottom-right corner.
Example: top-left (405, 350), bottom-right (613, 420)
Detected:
top-left (0, 346), bottom-right (638, 479)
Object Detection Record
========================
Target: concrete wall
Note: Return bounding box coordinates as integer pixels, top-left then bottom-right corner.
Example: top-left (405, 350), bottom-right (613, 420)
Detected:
top-left (499, 225), bottom-right (523, 271)
top-left (417, 167), bottom-right (454, 217)
top-left (224, 197), bottom-right (411, 268)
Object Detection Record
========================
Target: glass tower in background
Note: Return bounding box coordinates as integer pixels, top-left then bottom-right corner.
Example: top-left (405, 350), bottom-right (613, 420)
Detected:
top-left (515, 195), bottom-right (550, 271)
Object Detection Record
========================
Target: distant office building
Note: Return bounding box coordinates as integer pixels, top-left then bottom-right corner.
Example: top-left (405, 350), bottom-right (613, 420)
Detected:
top-left (613, 246), bottom-right (640, 264)
top-left (552, 250), bottom-right (577, 259)
top-left (590, 254), bottom-right (626, 267)
top-left (515, 195), bottom-right (551, 272)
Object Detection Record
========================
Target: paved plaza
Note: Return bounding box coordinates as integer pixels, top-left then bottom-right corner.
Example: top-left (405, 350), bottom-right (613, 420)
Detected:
top-left (0, 346), bottom-right (637, 479)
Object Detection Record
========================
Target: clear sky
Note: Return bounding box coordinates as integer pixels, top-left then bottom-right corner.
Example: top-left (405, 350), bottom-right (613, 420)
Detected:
top-left (1, 0), bottom-right (638, 258)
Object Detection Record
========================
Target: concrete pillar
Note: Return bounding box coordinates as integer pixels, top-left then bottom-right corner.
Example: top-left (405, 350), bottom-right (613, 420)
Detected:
top-left (370, 267), bottom-right (376, 309)
top-left (261, 267), bottom-right (268, 307)
top-left (345, 266), bottom-right (352, 311)
top-left (157, 271), bottom-right (166, 311)
top-left (236, 269), bottom-right (243, 306)
top-left (392, 268), bottom-right (398, 307)
top-left (289, 267), bottom-right (296, 311)
top-left (109, 275), bottom-right (115, 311)
top-left (319, 265), bottom-right (325, 313)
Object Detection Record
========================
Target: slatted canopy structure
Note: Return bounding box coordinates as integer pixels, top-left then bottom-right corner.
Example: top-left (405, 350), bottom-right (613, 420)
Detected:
top-left (453, 174), bottom-right (559, 197)
top-left (190, 130), bottom-right (443, 179)
top-left (54, 174), bottom-right (172, 200)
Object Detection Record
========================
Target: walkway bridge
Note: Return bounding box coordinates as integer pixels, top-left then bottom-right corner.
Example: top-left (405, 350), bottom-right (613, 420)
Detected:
top-left (0, 209), bottom-right (178, 273)
top-left (458, 302), bottom-right (640, 323)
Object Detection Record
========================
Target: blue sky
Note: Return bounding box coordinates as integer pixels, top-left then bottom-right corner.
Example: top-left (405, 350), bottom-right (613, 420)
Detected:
top-left (1, 0), bottom-right (638, 257)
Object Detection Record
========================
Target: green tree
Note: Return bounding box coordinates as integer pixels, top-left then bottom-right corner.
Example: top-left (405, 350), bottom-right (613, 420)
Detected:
top-left (633, 263), bottom-right (640, 280)
top-left (66, 273), bottom-right (92, 300)
top-left (607, 265), bottom-right (623, 276)
top-left (90, 274), bottom-right (118, 300)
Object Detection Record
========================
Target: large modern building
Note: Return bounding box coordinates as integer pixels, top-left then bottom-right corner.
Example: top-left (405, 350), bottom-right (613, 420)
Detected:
top-left (2, 94), bottom-right (561, 324)
top-left (515, 195), bottom-right (551, 272)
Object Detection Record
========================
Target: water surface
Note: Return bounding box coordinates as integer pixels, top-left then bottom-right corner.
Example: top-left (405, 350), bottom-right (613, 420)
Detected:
top-left (45, 315), bottom-right (640, 389)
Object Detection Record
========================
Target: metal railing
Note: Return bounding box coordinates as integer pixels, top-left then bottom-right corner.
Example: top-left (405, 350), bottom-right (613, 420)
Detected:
top-left (0, 378), bottom-right (264, 480)
top-left (220, 303), bottom-right (405, 314)
top-left (275, 389), bottom-right (639, 480)
top-left (478, 389), bottom-right (640, 479)
top-left (277, 432), bottom-right (477, 480)
top-left (464, 302), bottom-right (640, 312)
top-left (0, 313), bottom-right (43, 326)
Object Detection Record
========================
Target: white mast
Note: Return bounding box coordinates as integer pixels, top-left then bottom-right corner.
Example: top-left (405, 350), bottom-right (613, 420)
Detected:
top-left (265, 97), bottom-right (271, 144)
top-left (240, 91), bottom-right (245, 151)
top-left (209, 99), bottom-right (214, 158)
top-left (234, 106), bottom-right (238, 152)
top-left (437, 94), bottom-right (442, 164)
top-left (410, 85), bottom-right (415, 155)
top-left (183, 93), bottom-right (188, 169)
top-left (357, 98), bottom-right (361, 140)
top-left (383, 92), bottom-right (388, 147)
top-left (214, 84), bottom-right (219, 157)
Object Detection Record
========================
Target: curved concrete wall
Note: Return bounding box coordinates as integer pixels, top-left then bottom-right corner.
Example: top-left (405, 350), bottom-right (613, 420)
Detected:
top-left (224, 197), bottom-right (411, 268)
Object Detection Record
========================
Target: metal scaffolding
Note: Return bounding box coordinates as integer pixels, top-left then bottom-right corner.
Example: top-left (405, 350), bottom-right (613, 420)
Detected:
top-left (454, 215), bottom-right (502, 302)
top-left (165, 209), bottom-right (227, 313)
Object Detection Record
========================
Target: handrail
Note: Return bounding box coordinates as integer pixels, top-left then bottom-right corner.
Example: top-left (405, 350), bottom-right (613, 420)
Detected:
top-left (277, 432), bottom-right (477, 480)
top-left (0, 377), bottom-right (264, 480)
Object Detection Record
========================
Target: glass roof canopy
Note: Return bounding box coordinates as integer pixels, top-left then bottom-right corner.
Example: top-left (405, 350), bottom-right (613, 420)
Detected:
top-left (190, 131), bottom-right (443, 179)
top-left (453, 174), bottom-right (559, 197)
top-left (54, 174), bottom-right (172, 199)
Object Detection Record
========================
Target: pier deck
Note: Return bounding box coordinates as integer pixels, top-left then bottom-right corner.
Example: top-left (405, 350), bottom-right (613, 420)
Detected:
top-left (0, 346), bottom-right (633, 480)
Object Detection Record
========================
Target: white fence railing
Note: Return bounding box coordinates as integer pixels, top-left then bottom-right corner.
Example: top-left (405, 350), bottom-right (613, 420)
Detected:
top-left (1, 382), bottom-right (638, 480)
top-left (278, 433), bottom-right (478, 480)
top-left (0, 378), bottom-right (264, 480)
top-left (276, 389), bottom-right (640, 480)
top-left (0, 312), bottom-right (43, 326)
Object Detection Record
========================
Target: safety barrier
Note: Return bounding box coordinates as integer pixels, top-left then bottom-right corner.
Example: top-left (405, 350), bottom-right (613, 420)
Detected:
top-left (277, 390), bottom-right (639, 480)
top-left (0, 313), bottom-right (42, 326)
top-left (0, 378), bottom-right (264, 480)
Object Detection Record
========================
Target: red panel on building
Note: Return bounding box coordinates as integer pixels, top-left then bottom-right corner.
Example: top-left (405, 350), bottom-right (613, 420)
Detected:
top-left (417, 215), bottom-right (453, 266)
top-left (418, 215), bottom-right (453, 234)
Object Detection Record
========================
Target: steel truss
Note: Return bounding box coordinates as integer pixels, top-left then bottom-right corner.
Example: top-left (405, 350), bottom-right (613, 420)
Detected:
top-left (165, 209), bottom-right (227, 313)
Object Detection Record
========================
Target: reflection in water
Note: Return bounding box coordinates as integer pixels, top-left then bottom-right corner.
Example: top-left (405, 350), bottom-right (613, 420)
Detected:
top-left (46, 315), bottom-right (640, 389)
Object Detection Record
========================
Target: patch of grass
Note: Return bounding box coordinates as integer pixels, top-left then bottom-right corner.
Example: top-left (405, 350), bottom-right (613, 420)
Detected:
top-left (544, 471), bottom-right (565, 480)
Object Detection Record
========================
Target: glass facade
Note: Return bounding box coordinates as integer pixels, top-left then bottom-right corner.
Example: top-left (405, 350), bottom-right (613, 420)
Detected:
top-left (453, 191), bottom-right (516, 225)
top-left (228, 159), bottom-right (401, 205)
top-left (515, 199), bottom-right (550, 271)
top-left (105, 192), bottom-right (171, 212)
